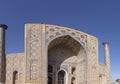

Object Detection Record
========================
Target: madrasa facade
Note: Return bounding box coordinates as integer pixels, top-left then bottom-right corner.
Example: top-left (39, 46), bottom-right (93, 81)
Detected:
top-left (0, 24), bottom-right (111, 84)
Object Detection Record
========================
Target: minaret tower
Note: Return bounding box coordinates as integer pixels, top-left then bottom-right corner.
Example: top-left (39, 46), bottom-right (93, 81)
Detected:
top-left (0, 24), bottom-right (8, 84)
top-left (103, 42), bottom-right (111, 84)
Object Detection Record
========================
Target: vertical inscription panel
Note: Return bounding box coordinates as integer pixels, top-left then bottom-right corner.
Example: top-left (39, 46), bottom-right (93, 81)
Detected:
top-left (25, 24), bottom-right (42, 83)
top-left (87, 35), bottom-right (99, 83)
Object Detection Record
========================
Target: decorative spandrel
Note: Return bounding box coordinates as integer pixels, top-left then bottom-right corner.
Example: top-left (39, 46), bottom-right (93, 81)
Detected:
top-left (45, 25), bottom-right (88, 50)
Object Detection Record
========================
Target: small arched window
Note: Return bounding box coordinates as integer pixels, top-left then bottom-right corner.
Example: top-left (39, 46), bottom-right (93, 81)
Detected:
top-left (13, 71), bottom-right (18, 84)
top-left (58, 70), bottom-right (65, 84)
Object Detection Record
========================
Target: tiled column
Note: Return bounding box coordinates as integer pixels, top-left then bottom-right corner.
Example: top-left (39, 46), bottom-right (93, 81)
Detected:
top-left (0, 24), bottom-right (8, 84)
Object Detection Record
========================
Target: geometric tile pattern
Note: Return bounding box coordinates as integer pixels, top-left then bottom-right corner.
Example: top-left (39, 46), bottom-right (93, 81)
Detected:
top-left (25, 24), bottom-right (41, 82)
top-left (88, 37), bottom-right (98, 80)
top-left (5, 53), bottom-right (25, 83)
top-left (45, 24), bottom-right (88, 51)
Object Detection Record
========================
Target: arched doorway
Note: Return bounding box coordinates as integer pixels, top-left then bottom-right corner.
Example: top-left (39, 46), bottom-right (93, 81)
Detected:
top-left (48, 35), bottom-right (87, 84)
top-left (58, 70), bottom-right (66, 84)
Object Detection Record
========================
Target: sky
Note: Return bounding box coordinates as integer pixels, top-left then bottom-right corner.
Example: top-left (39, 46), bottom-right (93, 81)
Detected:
top-left (0, 0), bottom-right (120, 82)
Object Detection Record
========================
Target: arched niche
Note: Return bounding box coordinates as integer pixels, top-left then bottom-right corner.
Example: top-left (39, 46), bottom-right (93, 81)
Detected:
top-left (58, 70), bottom-right (66, 84)
top-left (13, 71), bottom-right (18, 84)
top-left (48, 35), bottom-right (87, 84)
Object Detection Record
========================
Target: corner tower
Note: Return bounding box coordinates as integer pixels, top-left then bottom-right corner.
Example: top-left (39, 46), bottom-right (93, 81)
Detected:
top-left (0, 24), bottom-right (8, 84)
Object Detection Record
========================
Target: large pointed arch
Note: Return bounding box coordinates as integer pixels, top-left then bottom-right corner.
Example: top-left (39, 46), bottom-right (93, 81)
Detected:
top-left (47, 35), bottom-right (87, 84)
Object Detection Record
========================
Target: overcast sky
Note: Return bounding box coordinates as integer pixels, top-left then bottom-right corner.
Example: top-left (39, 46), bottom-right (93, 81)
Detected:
top-left (0, 0), bottom-right (120, 82)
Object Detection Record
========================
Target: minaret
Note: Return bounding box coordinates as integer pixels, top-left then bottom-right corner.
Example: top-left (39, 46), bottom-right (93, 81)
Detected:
top-left (103, 42), bottom-right (111, 83)
top-left (0, 24), bottom-right (8, 84)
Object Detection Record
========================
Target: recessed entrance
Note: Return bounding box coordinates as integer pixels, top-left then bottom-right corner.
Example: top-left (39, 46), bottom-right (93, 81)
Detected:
top-left (48, 35), bottom-right (87, 84)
